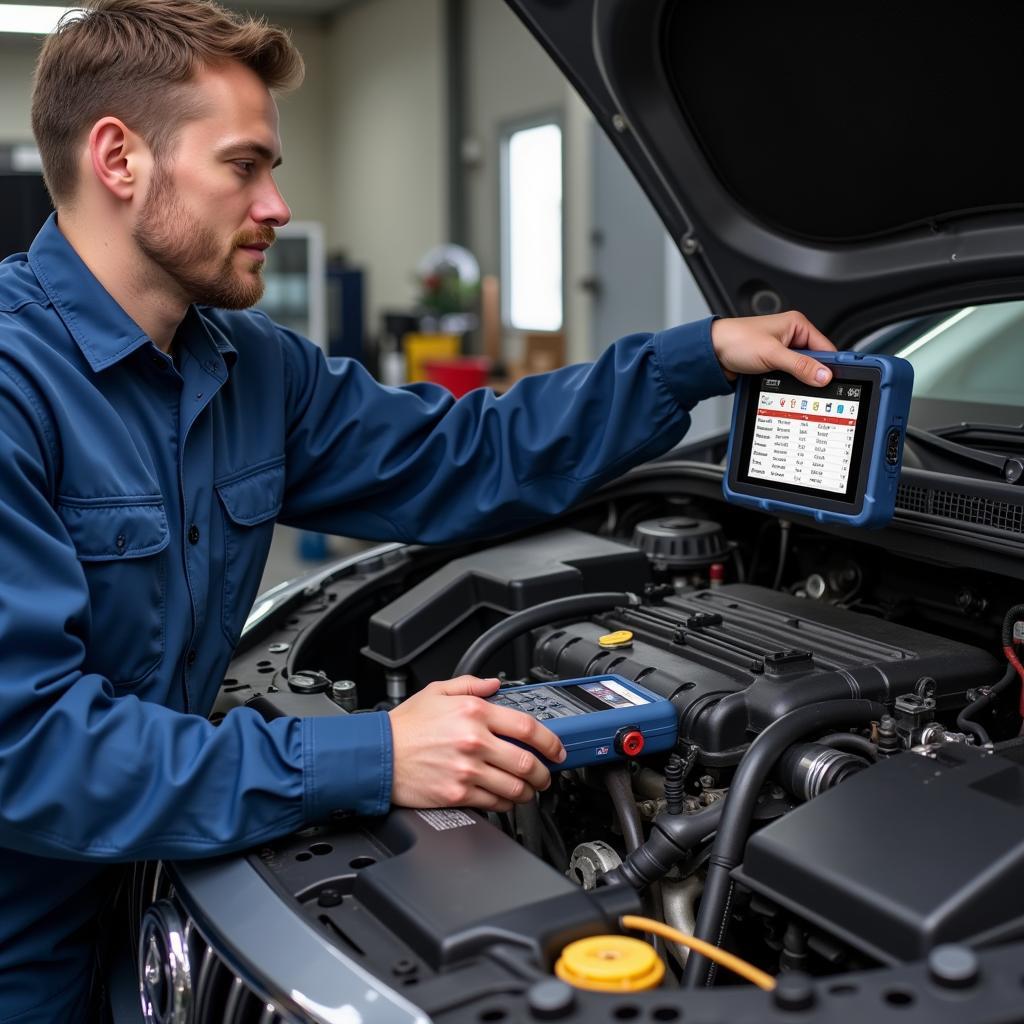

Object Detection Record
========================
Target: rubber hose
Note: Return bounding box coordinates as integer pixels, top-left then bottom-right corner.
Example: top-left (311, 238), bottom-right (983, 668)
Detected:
top-left (614, 802), bottom-right (725, 889)
top-left (603, 764), bottom-right (644, 853)
top-left (453, 591), bottom-right (639, 677)
top-left (513, 801), bottom-right (544, 858)
top-left (682, 699), bottom-right (882, 988)
top-left (602, 762), bottom-right (669, 964)
top-left (815, 732), bottom-right (879, 761)
top-left (770, 520), bottom-right (791, 590)
top-left (1001, 604), bottom-right (1024, 648)
top-left (957, 661), bottom-right (1017, 745)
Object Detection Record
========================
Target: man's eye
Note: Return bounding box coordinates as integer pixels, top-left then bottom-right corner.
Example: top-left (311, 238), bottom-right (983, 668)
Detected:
top-left (234, 161), bottom-right (255, 176)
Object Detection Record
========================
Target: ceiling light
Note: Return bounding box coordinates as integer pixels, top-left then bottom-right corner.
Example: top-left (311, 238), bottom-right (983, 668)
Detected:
top-left (0, 5), bottom-right (75, 35)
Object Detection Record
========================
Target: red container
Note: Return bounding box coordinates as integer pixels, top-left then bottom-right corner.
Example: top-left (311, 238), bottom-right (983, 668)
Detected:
top-left (423, 357), bottom-right (492, 397)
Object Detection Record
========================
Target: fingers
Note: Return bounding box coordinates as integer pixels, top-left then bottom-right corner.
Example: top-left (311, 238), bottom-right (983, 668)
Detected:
top-left (773, 340), bottom-right (832, 387)
top-left (474, 760), bottom-right (547, 803)
top-left (483, 703), bottom-right (566, 764)
top-left (433, 675), bottom-right (501, 698)
top-left (461, 788), bottom-right (515, 813)
top-left (483, 735), bottom-right (553, 793)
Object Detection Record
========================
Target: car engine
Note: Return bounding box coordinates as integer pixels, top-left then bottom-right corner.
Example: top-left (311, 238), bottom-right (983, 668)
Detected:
top-left (135, 480), bottom-right (1024, 1022)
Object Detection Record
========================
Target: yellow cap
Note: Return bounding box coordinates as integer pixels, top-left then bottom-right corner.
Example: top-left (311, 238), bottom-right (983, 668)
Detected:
top-left (555, 935), bottom-right (665, 992)
top-left (598, 630), bottom-right (634, 649)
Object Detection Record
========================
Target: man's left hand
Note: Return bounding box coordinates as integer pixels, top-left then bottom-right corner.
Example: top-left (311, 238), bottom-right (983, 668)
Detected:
top-left (711, 311), bottom-right (837, 386)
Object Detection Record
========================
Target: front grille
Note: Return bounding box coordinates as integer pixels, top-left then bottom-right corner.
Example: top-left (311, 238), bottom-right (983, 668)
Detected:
top-left (130, 863), bottom-right (294, 1024)
top-left (896, 483), bottom-right (1024, 535)
top-left (190, 936), bottom-right (285, 1024)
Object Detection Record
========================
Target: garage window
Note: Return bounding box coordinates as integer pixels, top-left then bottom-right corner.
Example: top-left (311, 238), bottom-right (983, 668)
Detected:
top-left (500, 119), bottom-right (563, 332)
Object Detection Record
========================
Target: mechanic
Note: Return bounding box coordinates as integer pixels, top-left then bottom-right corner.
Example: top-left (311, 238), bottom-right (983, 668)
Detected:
top-left (0, 0), bottom-right (836, 1018)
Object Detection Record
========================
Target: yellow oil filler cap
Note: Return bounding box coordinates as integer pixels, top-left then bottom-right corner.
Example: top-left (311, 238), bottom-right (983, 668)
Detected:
top-left (597, 630), bottom-right (634, 649)
top-left (555, 935), bottom-right (665, 992)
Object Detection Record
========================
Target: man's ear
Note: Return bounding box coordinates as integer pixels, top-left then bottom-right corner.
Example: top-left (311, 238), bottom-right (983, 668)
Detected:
top-left (87, 117), bottom-right (151, 202)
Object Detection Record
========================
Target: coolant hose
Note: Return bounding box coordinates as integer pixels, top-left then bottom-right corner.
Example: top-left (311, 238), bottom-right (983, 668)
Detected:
top-left (999, 604), bottom-right (1024, 717)
top-left (603, 764), bottom-right (644, 853)
top-left (957, 661), bottom-right (1017, 745)
top-left (613, 802), bottom-right (725, 889)
top-left (816, 732), bottom-right (878, 761)
top-left (682, 699), bottom-right (883, 988)
top-left (453, 591), bottom-right (640, 677)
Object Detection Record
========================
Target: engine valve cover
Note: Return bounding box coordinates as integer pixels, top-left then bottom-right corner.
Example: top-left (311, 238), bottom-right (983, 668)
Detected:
top-left (532, 584), bottom-right (1001, 753)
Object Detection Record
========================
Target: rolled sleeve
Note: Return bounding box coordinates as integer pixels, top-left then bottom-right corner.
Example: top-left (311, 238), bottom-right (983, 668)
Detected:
top-left (303, 710), bottom-right (394, 819)
top-left (652, 316), bottom-right (734, 410)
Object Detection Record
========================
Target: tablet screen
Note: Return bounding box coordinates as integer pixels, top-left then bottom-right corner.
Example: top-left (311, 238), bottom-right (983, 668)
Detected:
top-left (737, 372), bottom-right (874, 505)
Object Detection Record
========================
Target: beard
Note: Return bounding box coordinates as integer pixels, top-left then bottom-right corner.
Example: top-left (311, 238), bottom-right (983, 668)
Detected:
top-left (133, 164), bottom-right (275, 310)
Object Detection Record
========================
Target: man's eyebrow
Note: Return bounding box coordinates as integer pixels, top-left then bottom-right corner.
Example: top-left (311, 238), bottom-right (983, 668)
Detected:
top-left (217, 140), bottom-right (283, 168)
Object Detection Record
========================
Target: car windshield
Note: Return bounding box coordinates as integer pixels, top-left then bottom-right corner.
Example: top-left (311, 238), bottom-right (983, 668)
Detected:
top-left (864, 300), bottom-right (1024, 407)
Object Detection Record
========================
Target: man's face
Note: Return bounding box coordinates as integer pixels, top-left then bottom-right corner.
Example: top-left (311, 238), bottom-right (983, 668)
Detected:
top-left (132, 62), bottom-right (291, 309)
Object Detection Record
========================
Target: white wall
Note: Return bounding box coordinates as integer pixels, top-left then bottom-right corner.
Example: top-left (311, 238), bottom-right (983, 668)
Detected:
top-left (271, 17), bottom-right (331, 228)
top-left (462, 2), bottom-right (564, 282)
top-left (325, 0), bottom-right (446, 330)
top-left (0, 16), bottom-right (332, 221)
top-left (0, 35), bottom-right (42, 142)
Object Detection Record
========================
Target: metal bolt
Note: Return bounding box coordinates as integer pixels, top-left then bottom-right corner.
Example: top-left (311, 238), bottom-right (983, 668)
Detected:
top-left (317, 888), bottom-right (343, 908)
top-left (386, 671), bottom-right (407, 704)
top-left (330, 679), bottom-right (358, 712)
top-left (267, 642), bottom-right (290, 654)
top-left (681, 236), bottom-right (700, 256)
top-left (699, 774), bottom-right (715, 790)
top-left (611, 113), bottom-right (627, 133)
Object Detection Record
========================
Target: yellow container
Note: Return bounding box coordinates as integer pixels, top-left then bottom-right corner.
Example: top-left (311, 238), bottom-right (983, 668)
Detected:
top-left (403, 333), bottom-right (460, 383)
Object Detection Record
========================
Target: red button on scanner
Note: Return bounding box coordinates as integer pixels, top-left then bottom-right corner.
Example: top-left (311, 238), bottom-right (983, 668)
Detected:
top-left (616, 728), bottom-right (645, 758)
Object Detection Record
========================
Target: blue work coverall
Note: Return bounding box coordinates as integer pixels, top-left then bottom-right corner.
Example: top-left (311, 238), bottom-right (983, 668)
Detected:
top-left (0, 214), bottom-right (730, 1021)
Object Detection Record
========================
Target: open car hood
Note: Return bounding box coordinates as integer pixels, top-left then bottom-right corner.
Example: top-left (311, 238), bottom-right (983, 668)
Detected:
top-left (507, 1), bottom-right (1024, 343)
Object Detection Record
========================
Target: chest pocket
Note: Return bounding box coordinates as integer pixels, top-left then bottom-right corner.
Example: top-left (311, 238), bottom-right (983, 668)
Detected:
top-left (57, 498), bottom-right (169, 688)
top-left (215, 459), bottom-right (285, 647)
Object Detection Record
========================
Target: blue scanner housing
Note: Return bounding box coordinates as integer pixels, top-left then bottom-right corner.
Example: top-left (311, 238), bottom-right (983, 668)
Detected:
top-left (723, 351), bottom-right (914, 529)
top-left (487, 674), bottom-right (678, 771)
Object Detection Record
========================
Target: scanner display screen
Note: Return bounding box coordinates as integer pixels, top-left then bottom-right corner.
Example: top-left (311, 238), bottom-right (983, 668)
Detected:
top-left (737, 372), bottom-right (874, 504)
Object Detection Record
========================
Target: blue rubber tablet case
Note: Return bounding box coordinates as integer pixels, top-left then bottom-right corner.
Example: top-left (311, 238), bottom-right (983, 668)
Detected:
top-left (723, 352), bottom-right (914, 529)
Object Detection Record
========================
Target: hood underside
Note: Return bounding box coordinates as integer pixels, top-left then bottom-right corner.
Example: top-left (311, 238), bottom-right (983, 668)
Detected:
top-left (508, 0), bottom-right (1024, 342)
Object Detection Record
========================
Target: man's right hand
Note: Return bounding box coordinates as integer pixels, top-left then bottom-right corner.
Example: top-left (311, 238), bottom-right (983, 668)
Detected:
top-left (388, 675), bottom-right (566, 811)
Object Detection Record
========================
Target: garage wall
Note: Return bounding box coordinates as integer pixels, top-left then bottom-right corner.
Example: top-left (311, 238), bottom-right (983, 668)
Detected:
top-left (0, 35), bottom-right (42, 142)
top-left (273, 18), bottom-right (331, 228)
top-left (0, 17), bottom-right (330, 217)
top-left (325, 0), bottom-right (446, 331)
top-left (461, 2), bottom-right (564, 285)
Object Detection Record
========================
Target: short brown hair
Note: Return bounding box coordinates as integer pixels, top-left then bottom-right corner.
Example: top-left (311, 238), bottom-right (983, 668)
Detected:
top-left (31, 0), bottom-right (304, 205)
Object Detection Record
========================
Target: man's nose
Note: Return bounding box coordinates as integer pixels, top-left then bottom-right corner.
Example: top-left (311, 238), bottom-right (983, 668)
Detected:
top-left (252, 179), bottom-right (291, 228)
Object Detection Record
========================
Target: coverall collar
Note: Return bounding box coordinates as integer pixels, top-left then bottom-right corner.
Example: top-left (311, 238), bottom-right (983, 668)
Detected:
top-left (28, 212), bottom-right (238, 373)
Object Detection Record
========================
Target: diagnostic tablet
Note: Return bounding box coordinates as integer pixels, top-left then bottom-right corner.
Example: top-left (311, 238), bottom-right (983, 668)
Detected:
top-left (723, 352), bottom-right (913, 528)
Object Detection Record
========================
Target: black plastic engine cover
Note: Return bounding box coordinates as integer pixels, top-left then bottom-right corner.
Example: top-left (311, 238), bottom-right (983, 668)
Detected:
top-left (363, 529), bottom-right (651, 686)
top-left (359, 809), bottom-right (639, 969)
top-left (734, 744), bottom-right (1024, 962)
top-left (251, 808), bottom-right (640, 975)
top-left (532, 584), bottom-right (1001, 753)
